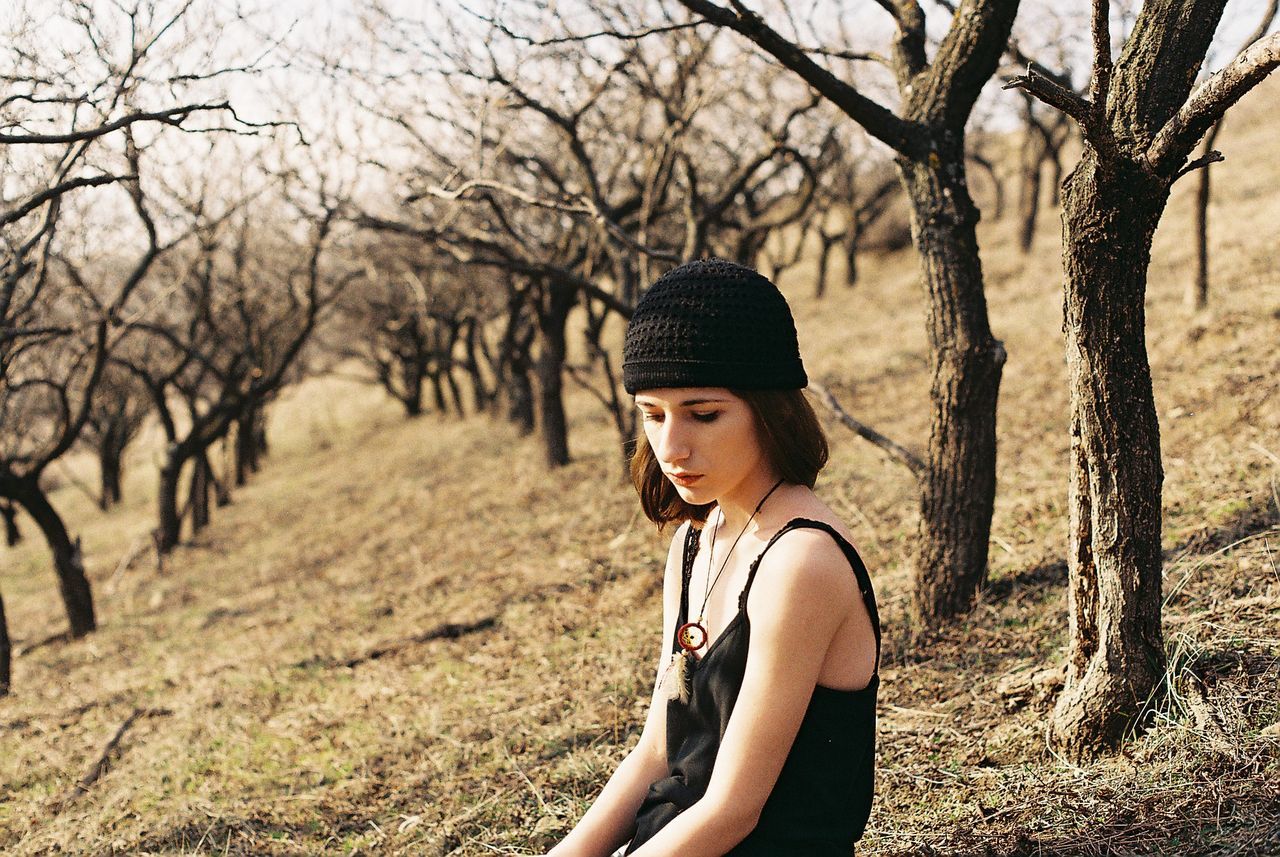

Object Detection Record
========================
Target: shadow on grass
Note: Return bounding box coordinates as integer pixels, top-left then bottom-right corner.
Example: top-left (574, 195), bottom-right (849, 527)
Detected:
top-left (978, 492), bottom-right (1279, 611)
top-left (883, 768), bottom-right (1280, 856)
top-left (1164, 497), bottom-right (1279, 562)
top-left (979, 558), bottom-right (1067, 604)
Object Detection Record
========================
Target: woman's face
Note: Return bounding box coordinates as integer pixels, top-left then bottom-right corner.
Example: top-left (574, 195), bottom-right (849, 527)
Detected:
top-left (635, 387), bottom-right (773, 506)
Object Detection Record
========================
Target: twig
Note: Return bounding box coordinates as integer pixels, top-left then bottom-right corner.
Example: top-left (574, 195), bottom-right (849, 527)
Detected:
top-left (50, 706), bottom-right (173, 811)
top-left (105, 535), bottom-right (152, 594)
top-left (808, 381), bottom-right (925, 479)
top-left (296, 615), bottom-right (500, 669)
top-left (1173, 149), bottom-right (1224, 182)
top-left (16, 630), bottom-right (70, 657)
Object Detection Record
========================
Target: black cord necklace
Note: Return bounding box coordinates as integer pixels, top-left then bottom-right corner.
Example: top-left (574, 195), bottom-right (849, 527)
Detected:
top-left (675, 477), bottom-right (786, 658)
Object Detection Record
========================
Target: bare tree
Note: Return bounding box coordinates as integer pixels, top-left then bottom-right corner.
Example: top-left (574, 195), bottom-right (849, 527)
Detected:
top-left (0, 0), bottom-right (279, 673)
top-left (80, 361), bottom-right (152, 509)
top-left (669, 0), bottom-right (1018, 625)
top-left (1006, 1), bottom-right (1280, 756)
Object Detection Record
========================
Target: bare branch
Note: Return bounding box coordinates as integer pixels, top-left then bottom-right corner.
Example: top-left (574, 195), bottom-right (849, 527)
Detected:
top-left (809, 382), bottom-right (925, 479)
top-left (457, 5), bottom-right (700, 46)
top-left (0, 174), bottom-right (133, 228)
top-left (1090, 0), bottom-right (1113, 108)
top-left (1003, 65), bottom-right (1115, 158)
top-left (1146, 31), bottom-right (1280, 177)
top-left (675, 0), bottom-right (922, 155)
top-left (0, 103), bottom-right (232, 145)
top-left (1173, 148), bottom-right (1223, 182)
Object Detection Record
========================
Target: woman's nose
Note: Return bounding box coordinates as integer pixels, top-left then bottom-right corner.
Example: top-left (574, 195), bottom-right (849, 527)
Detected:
top-left (654, 418), bottom-right (691, 464)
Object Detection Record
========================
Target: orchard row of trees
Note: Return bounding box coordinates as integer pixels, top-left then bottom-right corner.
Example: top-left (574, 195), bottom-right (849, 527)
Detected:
top-left (4, 0), bottom-right (1277, 762)
top-left (0, 1), bottom-right (355, 694)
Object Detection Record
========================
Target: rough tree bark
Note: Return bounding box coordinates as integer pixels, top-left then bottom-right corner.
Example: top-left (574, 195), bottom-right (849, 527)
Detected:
top-left (676, 0), bottom-right (1016, 624)
top-left (1008, 0), bottom-right (1280, 756)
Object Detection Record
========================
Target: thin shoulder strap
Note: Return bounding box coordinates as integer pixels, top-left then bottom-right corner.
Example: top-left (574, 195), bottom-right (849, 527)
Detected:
top-left (740, 517), bottom-right (882, 672)
top-left (670, 522), bottom-right (701, 655)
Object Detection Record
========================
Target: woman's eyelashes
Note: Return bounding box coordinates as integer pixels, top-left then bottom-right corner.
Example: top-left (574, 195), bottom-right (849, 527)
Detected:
top-left (638, 410), bottom-right (720, 424)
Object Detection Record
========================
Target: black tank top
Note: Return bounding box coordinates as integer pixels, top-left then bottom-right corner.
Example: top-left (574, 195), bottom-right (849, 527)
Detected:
top-left (625, 517), bottom-right (881, 855)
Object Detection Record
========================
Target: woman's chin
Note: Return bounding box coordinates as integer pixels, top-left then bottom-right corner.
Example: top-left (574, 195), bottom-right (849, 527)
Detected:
top-left (672, 482), bottom-right (711, 503)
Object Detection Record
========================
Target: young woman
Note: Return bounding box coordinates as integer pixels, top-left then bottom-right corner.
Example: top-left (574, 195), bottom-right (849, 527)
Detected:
top-left (548, 259), bottom-right (881, 856)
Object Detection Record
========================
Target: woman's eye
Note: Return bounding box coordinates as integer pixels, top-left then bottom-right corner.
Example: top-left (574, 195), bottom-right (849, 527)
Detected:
top-left (641, 413), bottom-right (663, 423)
top-left (692, 412), bottom-right (719, 423)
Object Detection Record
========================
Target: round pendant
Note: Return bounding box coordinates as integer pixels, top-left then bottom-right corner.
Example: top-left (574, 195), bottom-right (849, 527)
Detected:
top-left (676, 621), bottom-right (708, 653)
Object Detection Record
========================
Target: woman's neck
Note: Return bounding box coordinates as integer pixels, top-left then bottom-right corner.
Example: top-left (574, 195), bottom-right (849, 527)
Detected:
top-left (714, 469), bottom-right (786, 535)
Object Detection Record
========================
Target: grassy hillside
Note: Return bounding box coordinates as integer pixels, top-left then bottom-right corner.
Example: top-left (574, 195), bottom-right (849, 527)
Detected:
top-left (2, 79), bottom-right (1278, 856)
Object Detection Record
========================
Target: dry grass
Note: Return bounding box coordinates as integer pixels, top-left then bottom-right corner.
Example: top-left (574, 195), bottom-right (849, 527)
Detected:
top-left (2, 80), bottom-right (1279, 856)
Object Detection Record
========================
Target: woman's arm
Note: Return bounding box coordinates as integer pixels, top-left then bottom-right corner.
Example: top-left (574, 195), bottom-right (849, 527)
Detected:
top-left (547, 522), bottom-right (691, 857)
top-left (625, 528), bottom-right (868, 856)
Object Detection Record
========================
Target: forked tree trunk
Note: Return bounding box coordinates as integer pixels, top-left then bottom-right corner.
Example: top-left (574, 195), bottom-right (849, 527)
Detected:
top-left (665, 0), bottom-right (1017, 624)
top-left (1047, 153), bottom-right (1169, 756)
top-left (10, 476), bottom-right (96, 636)
top-left (1, 590), bottom-right (11, 696)
top-left (898, 151), bottom-right (1006, 626)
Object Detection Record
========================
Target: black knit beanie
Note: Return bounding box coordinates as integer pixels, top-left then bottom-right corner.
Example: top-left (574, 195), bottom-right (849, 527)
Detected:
top-left (622, 258), bottom-right (807, 394)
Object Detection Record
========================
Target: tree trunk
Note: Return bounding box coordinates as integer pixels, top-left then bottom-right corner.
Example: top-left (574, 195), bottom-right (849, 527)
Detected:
top-left (189, 449), bottom-right (211, 533)
top-left (444, 366), bottom-right (465, 417)
top-left (1047, 152), bottom-right (1168, 757)
top-left (402, 350), bottom-right (424, 417)
top-left (463, 318), bottom-right (490, 411)
top-left (897, 149), bottom-right (1006, 627)
top-left (12, 476), bottom-right (96, 636)
top-left (815, 233), bottom-right (835, 299)
top-left (535, 282), bottom-right (575, 467)
top-left (843, 228), bottom-right (859, 288)
top-left (1191, 160), bottom-right (1210, 310)
top-left (1018, 147), bottom-right (1043, 254)
top-left (429, 371), bottom-right (448, 413)
top-left (97, 423), bottom-right (125, 511)
top-left (1188, 129), bottom-right (1222, 311)
top-left (508, 359), bottom-right (536, 436)
top-left (0, 590), bottom-right (11, 696)
top-left (157, 450), bottom-right (184, 554)
top-left (1, 500), bottom-right (19, 547)
top-left (235, 400), bottom-right (268, 485)
top-left (234, 406), bottom-right (256, 487)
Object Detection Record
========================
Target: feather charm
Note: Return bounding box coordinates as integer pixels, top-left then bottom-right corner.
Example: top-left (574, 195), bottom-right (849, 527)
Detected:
top-left (666, 650), bottom-right (693, 703)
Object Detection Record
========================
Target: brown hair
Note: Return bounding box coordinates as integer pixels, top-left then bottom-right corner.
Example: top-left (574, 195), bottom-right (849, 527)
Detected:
top-left (629, 388), bottom-right (829, 529)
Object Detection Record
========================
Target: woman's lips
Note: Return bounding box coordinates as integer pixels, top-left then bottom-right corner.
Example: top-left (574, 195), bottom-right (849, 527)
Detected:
top-left (668, 472), bottom-right (703, 486)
